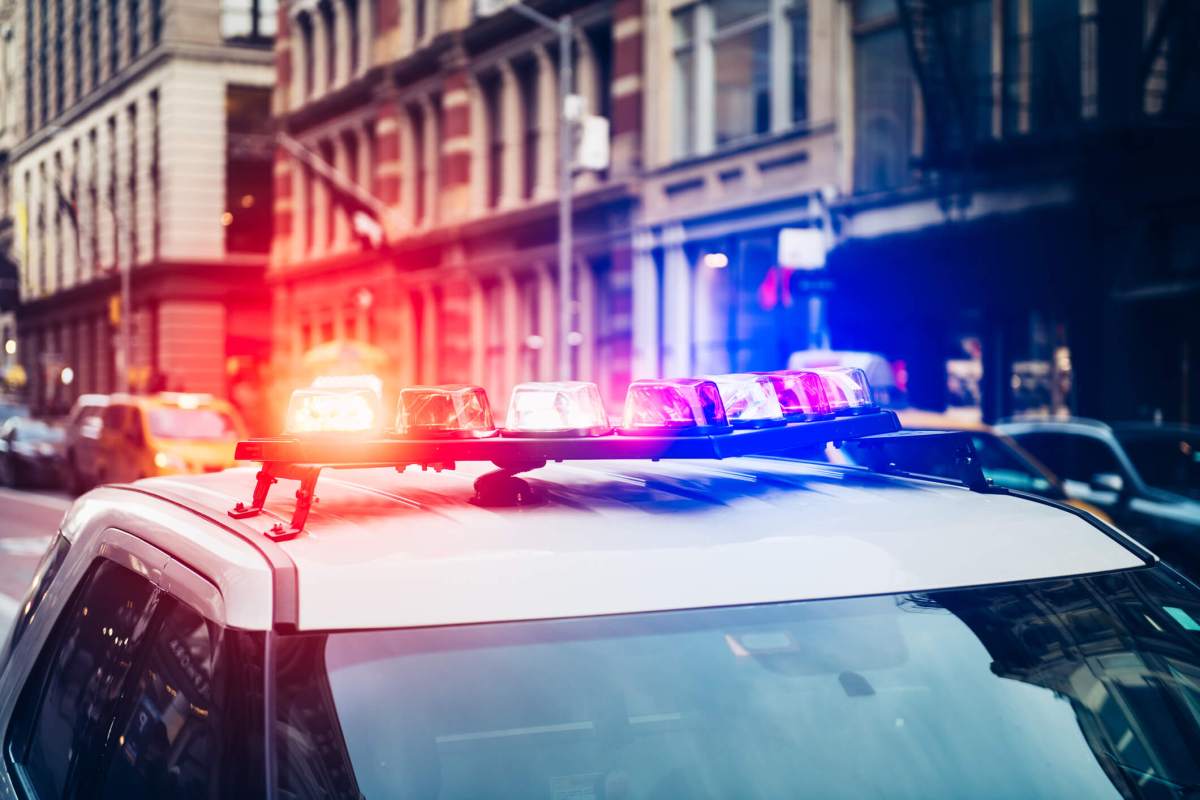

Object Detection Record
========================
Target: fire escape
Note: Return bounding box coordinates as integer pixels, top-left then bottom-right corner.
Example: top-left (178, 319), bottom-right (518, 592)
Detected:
top-left (894, 0), bottom-right (1200, 210)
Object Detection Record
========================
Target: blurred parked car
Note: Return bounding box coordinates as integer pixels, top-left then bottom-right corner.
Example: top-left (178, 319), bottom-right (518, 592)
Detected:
top-left (834, 409), bottom-right (1112, 524)
top-left (997, 417), bottom-right (1200, 573)
top-left (93, 393), bottom-right (246, 484)
top-left (0, 399), bottom-right (29, 425)
top-left (63, 393), bottom-right (110, 493)
top-left (0, 417), bottom-right (65, 488)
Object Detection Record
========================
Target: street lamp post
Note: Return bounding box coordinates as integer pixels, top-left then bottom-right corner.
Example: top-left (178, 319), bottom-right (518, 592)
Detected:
top-left (501, 1), bottom-right (575, 381)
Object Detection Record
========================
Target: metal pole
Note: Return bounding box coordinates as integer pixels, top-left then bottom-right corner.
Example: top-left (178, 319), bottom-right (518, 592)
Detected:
top-left (557, 16), bottom-right (574, 381)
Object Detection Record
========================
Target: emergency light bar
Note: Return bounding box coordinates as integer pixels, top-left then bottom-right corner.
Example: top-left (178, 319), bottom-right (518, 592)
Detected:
top-left (229, 369), bottom-right (895, 540)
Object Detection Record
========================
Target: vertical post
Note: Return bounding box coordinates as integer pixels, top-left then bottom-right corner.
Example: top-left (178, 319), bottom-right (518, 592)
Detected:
top-left (557, 16), bottom-right (574, 381)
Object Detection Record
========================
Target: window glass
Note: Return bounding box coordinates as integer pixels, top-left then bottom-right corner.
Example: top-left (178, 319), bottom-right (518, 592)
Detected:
top-left (1073, 437), bottom-right (1123, 480)
top-left (147, 408), bottom-right (238, 440)
top-left (970, 433), bottom-right (1055, 495)
top-left (0, 534), bottom-right (70, 668)
top-left (713, 0), bottom-right (768, 29)
top-left (1116, 430), bottom-right (1200, 500)
top-left (8, 560), bottom-right (159, 799)
top-left (276, 565), bottom-right (1200, 798)
top-left (673, 6), bottom-right (697, 158)
top-left (98, 601), bottom-right (220, 799)
top-left (714, 22), bottom-right (771, 144)
top-left (790, 0), bottom-right (809, 125)
top-left (1010, 432), bottom-right (1073, 479)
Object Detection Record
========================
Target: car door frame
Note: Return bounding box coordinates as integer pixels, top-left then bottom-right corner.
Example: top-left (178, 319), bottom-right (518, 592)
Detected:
top-left (0, 528), bottom-right (229, 800)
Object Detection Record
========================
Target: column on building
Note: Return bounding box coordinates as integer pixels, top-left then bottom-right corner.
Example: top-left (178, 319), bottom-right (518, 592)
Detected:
top-left (497, 61), bottom-right (524, 210)
top-left (356, 0), bottom-right (374, 76)
top-left (273, 148), bottom-right (294, 266)
top-left (400, 103), bottom-right (419, 227)
top-left (661, 224), bottom-right (693, 377)
top-left (467, 73), bottom-right (488, 215)
top-left (533, 45), bottom-right (557, 201)
top-left (332, 133), bottom-right (351, 248)
top-left (610, 0), bottom-right (644, 176)
top-left (374, 100), bottom-right (402, 222)
top-left (312, 139), bottom-right (331, 253)
top-left (419, 286), bottom-right (439, 384)
top-left (440, 70), bottom-right (472, 221)
top-left (631, 230), bottom-right (659, 379)
top-left (420, 95), bottom-right (439, 226)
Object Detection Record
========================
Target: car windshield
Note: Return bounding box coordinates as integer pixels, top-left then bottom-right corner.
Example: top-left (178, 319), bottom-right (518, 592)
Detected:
top-left (14, 421), bottom-right (65, 443)
top-left (970, 433), bottom-right (1059, 497)
top-left (146, 407), bottom-right (237, 440)
top-left (275, 564), bottom-right (1200, 799)
top-left (1116, 428), bottom-right (1200, 500)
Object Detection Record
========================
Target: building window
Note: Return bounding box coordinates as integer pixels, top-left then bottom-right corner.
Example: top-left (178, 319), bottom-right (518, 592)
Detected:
top-left (515, 58), bottom-right (538, 199)
top-left (790, 0), bottom-right (808, 125)
top-left (107, 116), bottom-right (118, 269)
top-left (415, 0), bottom-right (427, 43)
top-left (297, 12), bottom-right (315, 98)
top-left (127, 102), bottom-right (138, 265)
top-left (481, 70), bottom-right (503, 209)
top-left (24, 0), bottom-right (33, 133)
top-left (109, 0), bottom-right (120, 76)
top-left (319, 0), bottom-right (336, 87)
top-left (150, 90), bottom-right (160, 260)
top-left (852, 5), bottom-right (915, 192)
top-left (225, 85), bottom-right (273, 253)
top-left (672, 6), bottom-right (697, 158)
top-left (346, 0), bottom-right (360, 74)
top-left (90, 0), bottom-right (100, 90)
top-left (712, 0), bottom-right (771, 146)
top-left (302, 162), bottom-right (315, 254)
top-left (38, 0), bottom-right (48, 125)
top-left (54, 0), bottom-right (64, 116)
top-left (53, 153), bottom-right (64, 289)
top-left (672, 0), bottom-right (808, 158)
top-left (151, 0), bottom-right (163, 44)
top-left (221, 0), bottom-right (278, 42)
top-left (88, 128), bottom-right (99, 274)
top-left (130, 0), bottom-right (140, 57)
top-left (73, 0), bottom-right (83, 101)
top-left (409, 104), bottom-right (426, 223)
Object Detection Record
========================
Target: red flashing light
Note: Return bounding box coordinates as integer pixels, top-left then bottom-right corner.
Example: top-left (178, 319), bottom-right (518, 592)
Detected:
top-left (812, 367), bottom-right (877, 415)
top-left (619, 378), bottom-right (731, 435)
top-left (757, 370), bottom-right (834, 420)
top-left (396, 384), bottom-right (498, 438)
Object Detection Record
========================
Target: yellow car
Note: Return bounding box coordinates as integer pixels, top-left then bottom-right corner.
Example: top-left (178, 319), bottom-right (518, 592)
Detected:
top-left (93, 393), bottom-right (246, 484)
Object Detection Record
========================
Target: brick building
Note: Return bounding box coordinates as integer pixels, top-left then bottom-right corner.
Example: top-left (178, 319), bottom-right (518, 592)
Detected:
top-left (270, 0), bottom-right (643, 411)
top-left (11, 0), bottom-right (276, 413)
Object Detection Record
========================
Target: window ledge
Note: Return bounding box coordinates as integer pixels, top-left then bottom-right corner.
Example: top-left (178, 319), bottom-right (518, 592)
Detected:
top-left (648, 120), bottom-right (835, 178)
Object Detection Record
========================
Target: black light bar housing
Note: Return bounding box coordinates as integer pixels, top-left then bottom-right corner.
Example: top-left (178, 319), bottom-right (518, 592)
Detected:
top-left (228, 411), bottom-right (901, 541)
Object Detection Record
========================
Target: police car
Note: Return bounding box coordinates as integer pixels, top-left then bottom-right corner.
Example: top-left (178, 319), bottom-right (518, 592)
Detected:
top-left (2, 370), bottom-right (1200, 799)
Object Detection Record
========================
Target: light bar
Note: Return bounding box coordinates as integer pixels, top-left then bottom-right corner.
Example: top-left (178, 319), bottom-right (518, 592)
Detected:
top-left (284, 386), bottom-right (382, 435)
top-left (706, 373), bottom-right (786, 428)
top-left (503, 381), bottom-right (612, 437)
top-left (756, 370), bottom-right (834, 420)
top-left (812, 367), bottom-right (877, 415)
top-left (619, 378), bottom-right (731, 436)
top-left (396, 385), bottom-right (497, 438)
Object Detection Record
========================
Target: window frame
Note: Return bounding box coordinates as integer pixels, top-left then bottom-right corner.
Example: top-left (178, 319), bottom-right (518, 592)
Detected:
top-left (1, 528), bottom-right (263, 799)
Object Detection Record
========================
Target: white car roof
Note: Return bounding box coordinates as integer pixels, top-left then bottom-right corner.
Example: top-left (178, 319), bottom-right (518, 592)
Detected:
top-left (117, 458), bottom-right (1151, 632)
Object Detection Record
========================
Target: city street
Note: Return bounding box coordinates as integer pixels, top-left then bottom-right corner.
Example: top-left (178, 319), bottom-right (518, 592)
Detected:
top-left (0, 487), bottom-right (70, 638)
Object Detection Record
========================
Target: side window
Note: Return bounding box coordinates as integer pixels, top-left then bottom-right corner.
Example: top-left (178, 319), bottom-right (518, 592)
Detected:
top-left (0, 535), bottom-right (71, 669)
top-left (1074, 437), bottom-right (1123, 479)
top-left (97, 599), bottom-right (266, 798)
top-left (102, 405), bottom-right (126, 432)
top-left (7, 559), bottom-right (159, 800)
top-left (125, 408), bottom-right (146, 445)
top-left (1012, 433), bottom-right (1073, 479)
